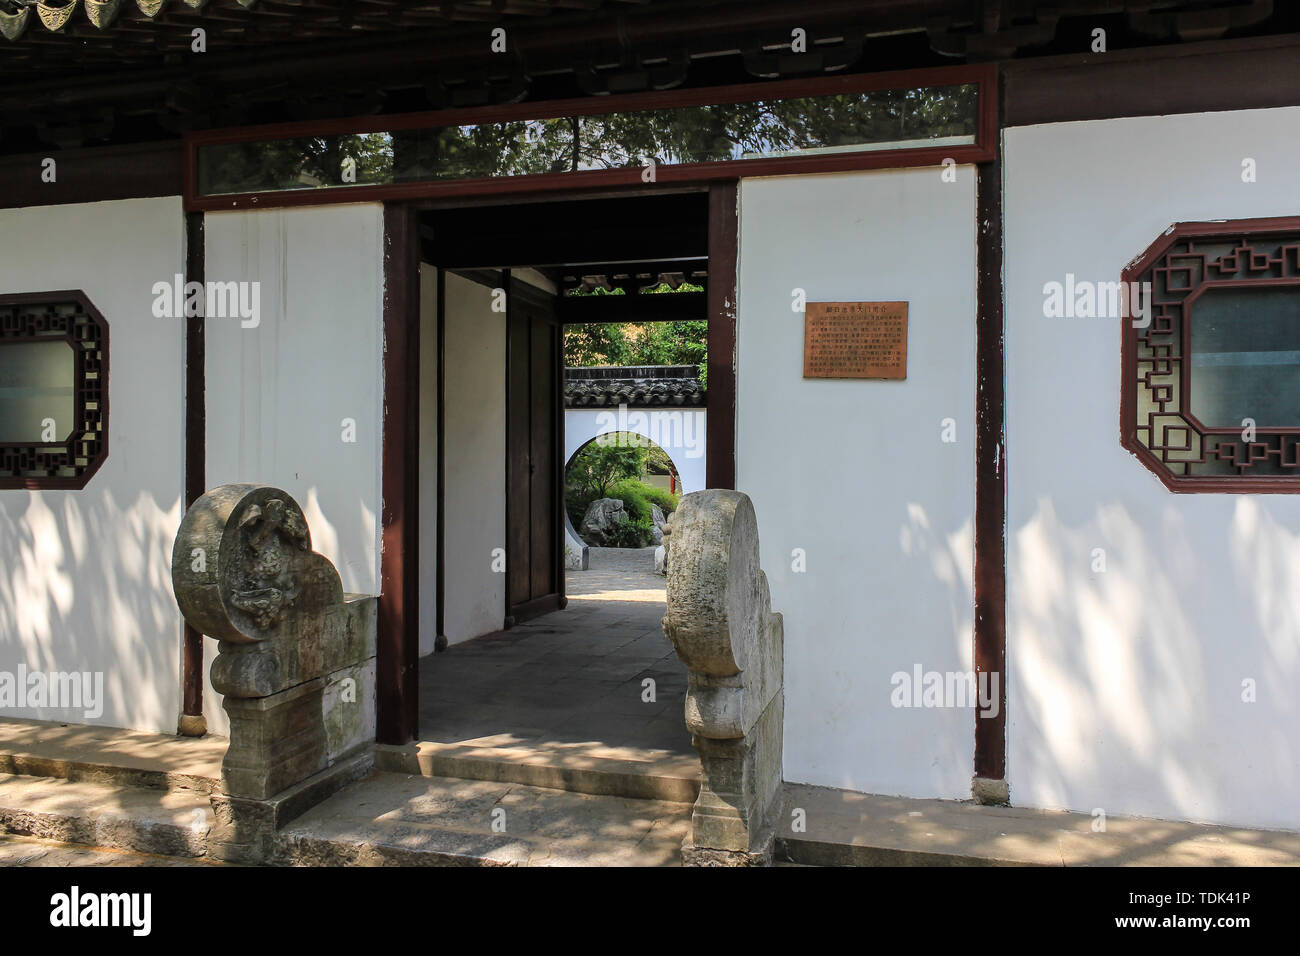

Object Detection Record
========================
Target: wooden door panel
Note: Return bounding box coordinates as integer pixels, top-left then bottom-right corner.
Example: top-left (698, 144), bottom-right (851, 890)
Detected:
top-left (506, 306), bottom-right (532, 611)
top-left (529, 318), bottom-right (557, 600)
top-left (505, 277), bottom-right (562, 621)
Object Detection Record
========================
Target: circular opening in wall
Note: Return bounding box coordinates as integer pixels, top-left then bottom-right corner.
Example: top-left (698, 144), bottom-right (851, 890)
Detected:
top-left (565, 431), bottom-right (681, 549)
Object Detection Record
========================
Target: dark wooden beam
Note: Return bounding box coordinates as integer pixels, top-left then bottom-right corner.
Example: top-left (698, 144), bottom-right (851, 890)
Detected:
top-left (421, 193), bottom-right (709, 268)
top-left (705, 180), bottom-right (737, 491)
top-left (0, 141), bottom-right (181, 209)
top-left (378, 203), bottom-right (421, 744)
top-left (2, 0), bottom-right (964, 112)
top-left (557, 290), bottom-right (705, 324)
top-left (1003, 33), bottom-right (1300, 127)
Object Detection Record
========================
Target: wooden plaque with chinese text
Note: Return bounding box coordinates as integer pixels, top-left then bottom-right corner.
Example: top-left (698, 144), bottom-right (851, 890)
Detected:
top-left (803, 301), bottom-right (908, 380)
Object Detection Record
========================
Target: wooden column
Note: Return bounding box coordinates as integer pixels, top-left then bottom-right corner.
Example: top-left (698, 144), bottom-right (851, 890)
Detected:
top-left (973, 91), bottom-right (1007, 791)
top-left (378, 204), bottom-right (421, 744)
top-left (706, 181), bottom-right (738, 491)
top-left (179, 210), bottom-right (207, 737)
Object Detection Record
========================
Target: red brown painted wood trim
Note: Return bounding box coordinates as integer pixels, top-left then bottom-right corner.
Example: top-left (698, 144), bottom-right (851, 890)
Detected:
top-left (181, 210), bottom-right (206, 728)
top-left (378, 203), bottom-right (421, 744)
top-left (705, 181), bottom-right (738, 491)
top-left (973, 103), bottom-right (1006, 784)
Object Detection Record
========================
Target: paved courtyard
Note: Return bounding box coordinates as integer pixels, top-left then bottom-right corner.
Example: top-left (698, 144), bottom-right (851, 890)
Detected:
top-left (418, 547), bottom-right (693, 760)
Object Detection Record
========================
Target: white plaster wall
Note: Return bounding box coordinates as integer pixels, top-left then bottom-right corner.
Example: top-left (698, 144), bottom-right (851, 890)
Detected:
top-left (0, 197), bottom-right (186, 734)
top-left (204, 204), bottom-right (385, 732)
top-left (1005, 108), bottom-right (1300, 830)
top-left (438, 271), bottom-right (506, 646)
top-left (563, 407), bottom-right (706, 497)
top-left (736, 168), bottom-right (978, 799)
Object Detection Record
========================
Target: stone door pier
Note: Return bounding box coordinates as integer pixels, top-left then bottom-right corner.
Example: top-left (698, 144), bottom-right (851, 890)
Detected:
top-left (171, 484), bottom-right (377, 863)
top-left (662, 490), bottom-right (785, 866)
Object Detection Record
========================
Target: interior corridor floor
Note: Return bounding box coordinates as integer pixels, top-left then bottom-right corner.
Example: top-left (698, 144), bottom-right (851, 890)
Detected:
top-left (417, 547), bottom-right (694, 763)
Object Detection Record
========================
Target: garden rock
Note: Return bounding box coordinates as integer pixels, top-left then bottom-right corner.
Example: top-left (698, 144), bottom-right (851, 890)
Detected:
top-left (580, 497), bottom-right (626, 546)
top-left (650, 505), bottom-right (668, 545)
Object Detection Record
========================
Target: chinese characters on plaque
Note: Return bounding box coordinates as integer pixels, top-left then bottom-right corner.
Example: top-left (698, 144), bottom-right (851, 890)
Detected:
top-left (803, 301), bottom-right (908, 380)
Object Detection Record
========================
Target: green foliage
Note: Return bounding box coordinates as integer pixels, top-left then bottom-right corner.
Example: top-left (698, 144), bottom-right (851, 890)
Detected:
top-left (644, 444), bottom-right (674, 475)
top-left (565, 485), bottom-right (593, 531)
top-left (563, 316), bottom-right (708, 386)
top-left (608, 514), bottom-right (656, 549)
top-left (566, 460), bottom-right (679, 548)
top-left (567, 440), bottom-right (646, 499)
top-left (635, 482), bottom-right (680, 516)
top-left (206, 86), bottom-right (977, 197)
top-left (564, 323), bottom-right (632, 368)
top-left (606, 479), bottom-right (653, 524)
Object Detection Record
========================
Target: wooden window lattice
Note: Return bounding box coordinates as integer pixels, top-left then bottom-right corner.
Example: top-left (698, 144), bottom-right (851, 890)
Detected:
top-left (0, 291), bottom-right (108, 489)
top-left (1122, 219), bottom-right (1300, 492)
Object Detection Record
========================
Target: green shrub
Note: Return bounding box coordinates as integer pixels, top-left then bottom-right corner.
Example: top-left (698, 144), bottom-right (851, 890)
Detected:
top-left (567, 478), bottom-right (678, 546)
top-left (607, 479), bottom-right (653, 523)
top-left (636, 482), bottom-right (680, 516)
top-left (608, 514), bottom-right (655, 548)
top-left (566, 486), bottom-right (595, 531)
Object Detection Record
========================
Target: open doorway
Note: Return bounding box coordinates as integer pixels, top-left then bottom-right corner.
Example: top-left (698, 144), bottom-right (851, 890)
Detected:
top-left (410, 190), bottom-right (717, 779)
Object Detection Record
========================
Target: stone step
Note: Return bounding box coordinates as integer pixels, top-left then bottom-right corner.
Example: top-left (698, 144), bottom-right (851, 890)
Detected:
top-left (278, 770), bottom-right (691, 866)
top-left (0, 833), bottom-right (216, 867)
top-left (376, 738), bottom-right (700, 804)
top-left (0, 772), bottom-right (212, 859)
top-left (0, 718), bottom-right (224, 795)
top-left (776, 783), bottom-right (1300, 867)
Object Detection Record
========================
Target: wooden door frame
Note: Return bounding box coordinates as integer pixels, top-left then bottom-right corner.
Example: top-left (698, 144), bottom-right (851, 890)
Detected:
top-left (378, 185), bottom-right (738, 744)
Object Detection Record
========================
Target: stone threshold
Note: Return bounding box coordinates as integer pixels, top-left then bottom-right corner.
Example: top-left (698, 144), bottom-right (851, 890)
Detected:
top-left (778, 783), bottom-right (1300, 867)
top-left (377, 737), bottom-right (701, 804)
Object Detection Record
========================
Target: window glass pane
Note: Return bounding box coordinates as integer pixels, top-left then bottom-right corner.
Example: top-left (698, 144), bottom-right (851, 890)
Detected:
top-left (196, 83), bottom-right (977, 196)
top-left (0, 340), bottom-right (75, 443)
top-left (1189, 286), bottom-right (1300, 428)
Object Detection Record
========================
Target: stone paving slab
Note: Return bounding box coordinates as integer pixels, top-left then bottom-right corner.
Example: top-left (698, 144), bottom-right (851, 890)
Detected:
top-left (419, 559), bottom-right (694, 798)
top-left (0, 772), bottom-right (212, 858)
top-left (279, 770), bottom-right (691, 867)
top-left (780, 783), bottom-right (1300, 867)
top-left (0, 717), bottom-right (225, 793)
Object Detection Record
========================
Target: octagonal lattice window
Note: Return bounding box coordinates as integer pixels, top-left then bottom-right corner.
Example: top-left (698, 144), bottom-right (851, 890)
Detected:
top-left (1122, 219), bottom-right (1300, 492)
top-left (0, 292), bottom-right (108, 489)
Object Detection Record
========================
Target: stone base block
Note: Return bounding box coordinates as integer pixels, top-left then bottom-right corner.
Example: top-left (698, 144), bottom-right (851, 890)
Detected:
top-left (682, 828), bottom-right (774, 867)
top-left (222, 679), bottom-right (326, 799)
top-left (207, 748), bottom-right (373, 864)
top-left (176, 713), bottom-right (208, 738)
top-left (971, 775), bottom-right (1010, 806)
top-left (689, 690), bottom-right (783, 853)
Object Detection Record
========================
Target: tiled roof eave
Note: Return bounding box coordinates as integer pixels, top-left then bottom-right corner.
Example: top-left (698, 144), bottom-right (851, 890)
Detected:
top-left (0, 0), bottom-right (230, 42)
top-left (564, 376), bottom-right (706, 409)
